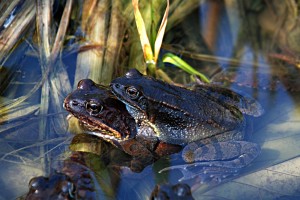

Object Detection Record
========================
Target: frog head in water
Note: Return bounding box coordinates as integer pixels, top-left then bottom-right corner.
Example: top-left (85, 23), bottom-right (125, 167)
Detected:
top-left (64, 79), bottom-right (137, 145)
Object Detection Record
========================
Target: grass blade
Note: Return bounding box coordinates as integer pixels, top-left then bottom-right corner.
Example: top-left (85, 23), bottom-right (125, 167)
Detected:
top-left (51, 0), bottom-right (73, 63)
top-left (36, 0), bottom-right (52, 65)
top-left (154, 0), bottom-right (169, 62)
top-left (162, 52), bottom-right (210, 83)
top-left (132, 0), bottom-right (153, 62)
top-left (75, 0), bottom-right (109, 86)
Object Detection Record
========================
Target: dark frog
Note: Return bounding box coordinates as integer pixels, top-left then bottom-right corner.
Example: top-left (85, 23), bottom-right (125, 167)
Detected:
top-left (110, 69), bottom-right (263, 171)
top-left (110, 69), bottom-right (263, 144)
top-left (64, 79), bottom-right (181, 171)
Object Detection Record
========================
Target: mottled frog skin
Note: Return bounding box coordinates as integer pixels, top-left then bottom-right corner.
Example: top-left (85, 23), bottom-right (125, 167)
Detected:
top-left (110, 69), bottom-right (263, 171)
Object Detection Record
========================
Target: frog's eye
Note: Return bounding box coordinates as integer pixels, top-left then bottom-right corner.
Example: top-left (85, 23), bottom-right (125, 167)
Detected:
top-left (126, 86), bottom-right (139, 99)
top-left (86, 101), bottom-right (103, 115)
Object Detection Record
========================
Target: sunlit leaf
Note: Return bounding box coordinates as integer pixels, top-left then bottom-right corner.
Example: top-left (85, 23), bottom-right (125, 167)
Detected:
top-left (132, 0), bottom-right (153, 62)
top-left (154, 0), bottom-right (169, 62)
top-left (162, 52), bottom-right (210, 83)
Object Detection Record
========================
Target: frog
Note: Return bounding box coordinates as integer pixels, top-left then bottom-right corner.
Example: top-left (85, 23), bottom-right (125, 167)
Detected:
top-left (110, 69), bottom-right (263, 173)
top-left (25, 173), bottom-right (77, 200)
top-left (64, 79), bottom-right (182, 171)
top-left (24, 151), bottom-right (98, 200)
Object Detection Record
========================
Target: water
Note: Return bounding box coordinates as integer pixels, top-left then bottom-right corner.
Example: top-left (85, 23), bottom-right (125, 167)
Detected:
top-left (1, 1), bottom-right (300, 199)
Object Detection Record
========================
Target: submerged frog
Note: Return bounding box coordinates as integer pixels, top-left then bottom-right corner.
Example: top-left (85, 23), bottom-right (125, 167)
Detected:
top-left (24, 152), bottom-right (97, 200)
top-left (64, 79), bottom-right (181, 171)
top-left (25, 173), bottom-right (77, 200)
top-left (110, 69), bottom-right (263, 172)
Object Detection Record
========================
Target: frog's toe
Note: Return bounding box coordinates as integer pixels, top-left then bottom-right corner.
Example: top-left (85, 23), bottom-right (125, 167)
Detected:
top-left (182, 142), bottom-right (199, 162)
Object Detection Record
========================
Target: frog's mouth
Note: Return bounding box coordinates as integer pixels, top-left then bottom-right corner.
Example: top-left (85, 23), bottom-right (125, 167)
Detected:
top-left (73, 113), bottom-right (131, 142)
top-left (64, 100), bottom-right (131, 142)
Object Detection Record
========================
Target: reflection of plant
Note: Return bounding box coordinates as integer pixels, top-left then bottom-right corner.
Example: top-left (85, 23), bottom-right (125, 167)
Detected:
top-left (133, 0), bottom-right (210, 83)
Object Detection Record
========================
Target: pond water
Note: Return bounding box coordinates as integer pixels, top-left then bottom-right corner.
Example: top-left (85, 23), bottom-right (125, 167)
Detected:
top-left (1, 1), bottom-right (300, 200)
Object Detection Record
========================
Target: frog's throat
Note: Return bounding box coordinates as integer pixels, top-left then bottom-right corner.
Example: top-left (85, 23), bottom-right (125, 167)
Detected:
top-left (147, 120), bottom-right (161, 137)
top-left (124, 104), bottom-right (161, 138)
top-left (125, 104), bottom-right (147, 119)
top-left (136, 120), bottom-right (161, 138)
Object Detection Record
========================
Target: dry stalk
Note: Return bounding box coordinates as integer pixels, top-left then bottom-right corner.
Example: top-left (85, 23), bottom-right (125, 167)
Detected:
top-left (35, 0), bottom-right (73, 152)
top-left (49, 0), bottom-right (73, 134)
top-left (0, 1), bottom-right (22, 28)
top-left (102, 1), bottom-right (125, 84)
top-left (75, 0), bottom-right (109, 86)
top-left (0, 0), bottom-right (36, 65)
top-left (36, 0), bottom-right (52, 65)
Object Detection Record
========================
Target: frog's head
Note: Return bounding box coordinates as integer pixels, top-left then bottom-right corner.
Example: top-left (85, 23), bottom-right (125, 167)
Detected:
top-left (64, 79), bottom-right (136, 142)
top-left (110, 69), bottom-right (185, 120)
top-left (110, 69), bottom-right (150, 119)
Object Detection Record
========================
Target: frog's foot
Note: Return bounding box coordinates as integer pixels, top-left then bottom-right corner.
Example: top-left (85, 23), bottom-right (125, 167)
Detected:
top-left (182, 141), bottom-right (261, 168)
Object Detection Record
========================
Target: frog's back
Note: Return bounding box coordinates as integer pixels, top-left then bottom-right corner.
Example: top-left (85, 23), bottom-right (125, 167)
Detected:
top-left (118, 70), bottom-right (243, 123)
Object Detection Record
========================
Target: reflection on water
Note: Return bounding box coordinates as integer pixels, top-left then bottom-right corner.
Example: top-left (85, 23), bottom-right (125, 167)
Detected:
top-left (1, 1), bottom-right (300, 200)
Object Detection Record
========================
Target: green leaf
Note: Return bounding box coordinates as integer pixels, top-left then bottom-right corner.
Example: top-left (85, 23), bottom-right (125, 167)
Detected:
top-left (162, 52), bottom-right (210, 83)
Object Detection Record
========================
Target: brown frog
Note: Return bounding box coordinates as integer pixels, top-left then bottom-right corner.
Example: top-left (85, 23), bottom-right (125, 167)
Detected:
top-left (64, 79), bottom-right (181, 171)
top-left (110, 69), bottom-right (262, 172)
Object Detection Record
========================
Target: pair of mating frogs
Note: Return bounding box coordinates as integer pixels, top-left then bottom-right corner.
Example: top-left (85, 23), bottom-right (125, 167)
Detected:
top-left (64, 69), bottom-right (263, 174)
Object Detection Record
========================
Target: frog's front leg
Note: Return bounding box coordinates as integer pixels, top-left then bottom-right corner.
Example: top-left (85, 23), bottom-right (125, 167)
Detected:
top-left (182, 141), bottom-right (260, 168)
